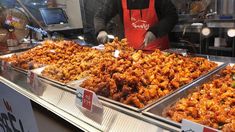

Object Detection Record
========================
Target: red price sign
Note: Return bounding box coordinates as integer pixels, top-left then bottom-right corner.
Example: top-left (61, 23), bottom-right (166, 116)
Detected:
top-left (82, 90), bottom-right (93, 111)
top-left (75, 87), bottom-right (103, 121)
top-left (75, 88), bottom-right (103, 112)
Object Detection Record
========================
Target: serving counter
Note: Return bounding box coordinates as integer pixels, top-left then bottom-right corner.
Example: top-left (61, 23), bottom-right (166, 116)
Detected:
top-left (0, 64), bottom-right (178, 132)
top-left (1, 52), bottom-right (234, 132)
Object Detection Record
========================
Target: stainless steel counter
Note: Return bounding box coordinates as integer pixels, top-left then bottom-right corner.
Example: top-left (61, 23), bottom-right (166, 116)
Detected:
top-left (0, 67), bottom-right (178, 132)
top-left (0, 54), bottom-right (234, 132)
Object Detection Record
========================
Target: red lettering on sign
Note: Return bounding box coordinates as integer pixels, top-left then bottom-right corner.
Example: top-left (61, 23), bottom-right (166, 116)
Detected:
top-left (82, 90), bottom-right (93, 111)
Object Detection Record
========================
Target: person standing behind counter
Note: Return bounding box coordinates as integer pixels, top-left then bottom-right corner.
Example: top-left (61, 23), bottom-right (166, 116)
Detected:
top-left (94, 0), bottom-right (178, 51)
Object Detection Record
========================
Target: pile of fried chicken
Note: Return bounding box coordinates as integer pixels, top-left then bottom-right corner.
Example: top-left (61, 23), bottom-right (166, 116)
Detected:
top-left (166, 65), bottom-right (235, 131)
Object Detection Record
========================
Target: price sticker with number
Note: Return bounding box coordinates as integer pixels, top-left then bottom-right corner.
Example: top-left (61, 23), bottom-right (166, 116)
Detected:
top-left (75, 88), bottom-right (103, 112)
top-left (182, 119), bottom-right (219, 132)
top-left (27, 70), bottom-right (45, 96)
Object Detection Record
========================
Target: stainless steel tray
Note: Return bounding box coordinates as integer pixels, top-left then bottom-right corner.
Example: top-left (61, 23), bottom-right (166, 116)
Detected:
top-left (0, 51), bottom-right (43, 74)
top-left (31, 66), bottom-right (66, 86)
top-left (0, 52), bottom-right (28, 73)
top-left (11, 66), bottom-right (28, 74)
top-left (0, 44), bottom-right (47, 72)
top-left (0, 53), bottom-right (17, 59)
top-left (31, 67), bottom-right (89, 89)
top-left (97, 95), bottom-right (151, 112)
top-left (142, 63), bottom-right (229, 128)
top-left (70, 61), bottom-right (225, 112)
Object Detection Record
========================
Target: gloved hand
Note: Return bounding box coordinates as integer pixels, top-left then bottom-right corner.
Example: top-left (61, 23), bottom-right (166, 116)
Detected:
top-left (97, 31), bottom-right (108, 44)
top-left (143, 31), bottom-right (157, 47)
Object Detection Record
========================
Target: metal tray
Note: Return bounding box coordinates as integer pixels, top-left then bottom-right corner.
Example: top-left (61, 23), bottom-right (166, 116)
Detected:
top-left (142, 63), bottom-right (229, 128)
top-left (71, 61), bottom-right (225, 112)
top-left (31, 67), bottom-right (89, 88)
top-left (97, 95), bottom-right (152, 112)
top-left (67, 78), bottom-right (158, 112)
top-left (11, 66), bottom-right (28, 74)
top-left (0, 50), bottom-right (44, 73)
top-left (0, 52), bottom-right (28, 73)
top-left (0, 51), bottom-right (26, 60)
top-left (31, 66), bottom-right (66, 86)
top-left (0, 53), bottom-right (17, 59)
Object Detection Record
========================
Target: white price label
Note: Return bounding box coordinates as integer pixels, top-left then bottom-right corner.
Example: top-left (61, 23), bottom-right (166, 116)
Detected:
top-left (182, 119), bottom-right (219, 132)
top-left (27, 71), bottom-right (45, 96)
top-left (75, 88), bottom-right (103, 112)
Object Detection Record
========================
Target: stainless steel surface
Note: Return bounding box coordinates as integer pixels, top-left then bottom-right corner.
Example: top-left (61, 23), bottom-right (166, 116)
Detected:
top-left (31, 67), bottom-right (67, 86)
top-left (0, 65), bottom-right (178, 132)
top-left (0, 53), bottom-right (233, 131)
top-left (0, 75), bottom-right (99, 132)
top-left (172, 24), bottom-right (203, 33)
top-left (32, 67), bottom-right (88, 90)
top-left (217, 0), bottom-right (235, 16)
top-left (208, 55), bottom-right (235, 63)
top-left (0, 52), bottom-right (31, 74)
top-left (11, 66), bottom-right (28, 74)
top-left (143, 63), bottom-right (228, 128)
top-left (206, 21), bottom-right (235, 28)
top-left (0, 53), bottom-right (15, 59)
top-left (0, 51), bottom-right (24, 59)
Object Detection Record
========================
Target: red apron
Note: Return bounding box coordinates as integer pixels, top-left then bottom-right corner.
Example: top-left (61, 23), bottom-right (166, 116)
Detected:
top-left (122, 0), bottom-right (169, 51)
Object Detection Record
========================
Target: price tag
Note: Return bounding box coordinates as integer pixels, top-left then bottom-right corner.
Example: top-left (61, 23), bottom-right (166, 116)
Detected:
top-left (75, 88), bottom-right (103, 112)
top-left (182, 119), bottom-right (219, 132)
top-left (27, 71), bottom-right (45, 96)
top-left (1, 61), bottom-right (10, 71)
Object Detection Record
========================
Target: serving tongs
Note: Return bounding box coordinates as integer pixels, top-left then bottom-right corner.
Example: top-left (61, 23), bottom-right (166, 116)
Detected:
top-left (163, 48), bottom-right (188, 56)
top-left (134, 42), bottom-right (146, 52)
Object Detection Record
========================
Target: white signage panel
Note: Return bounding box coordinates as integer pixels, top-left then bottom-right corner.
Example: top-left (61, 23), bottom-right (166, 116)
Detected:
top-left (0, 82), bottom-right (38, 132)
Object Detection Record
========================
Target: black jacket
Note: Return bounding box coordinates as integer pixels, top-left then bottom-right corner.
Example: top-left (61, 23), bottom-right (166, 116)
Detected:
top-left (94, 0), bottom-right (178, 38)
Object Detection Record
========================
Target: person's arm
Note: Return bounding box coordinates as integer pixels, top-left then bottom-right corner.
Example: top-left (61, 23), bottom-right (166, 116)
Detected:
top-left (94, 0), bottom-right (119, 36)
top-left (148, 0), bottom-right (178, 38)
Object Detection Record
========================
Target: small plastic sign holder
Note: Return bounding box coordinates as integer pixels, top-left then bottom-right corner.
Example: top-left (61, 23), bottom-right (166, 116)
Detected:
top-left (182, 119), bottom-right (220, 132)
top-left (27, 70), bottom-right (45, 96)
top-left (75, 87), bottom-right (104, 123)
top-left (1, 61), bottom-right (11, 71)
top-left (75, 88), bottom-right (103, 112)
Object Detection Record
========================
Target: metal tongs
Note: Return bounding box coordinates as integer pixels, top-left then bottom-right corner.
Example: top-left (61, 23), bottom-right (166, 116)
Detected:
top-left (134, 42), bottom-right (146, 52)
top-left (25, 25), bottom-right (49, 37)
top-left (163, 48), bottom-right (188, 56)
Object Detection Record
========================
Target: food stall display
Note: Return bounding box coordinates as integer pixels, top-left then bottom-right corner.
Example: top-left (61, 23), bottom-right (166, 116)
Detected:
top-left (1, 40), bottom-right (90, 70)
top-left (42, 39), bottom-right (133, 83)
top-left (1, 0), bottom-right (234, 131)
top-left (166, 65), bottom-right (235, 131)
top-left (81, 48), bottom-right (217, 108)
top-left (1, 38), bottom-right (218, 109)
top-left (1, 38), bottom-right (234, 131)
